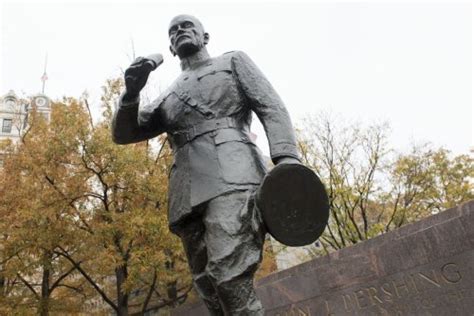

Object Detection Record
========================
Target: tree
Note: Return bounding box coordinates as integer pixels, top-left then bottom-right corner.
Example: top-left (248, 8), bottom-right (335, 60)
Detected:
top-left (296, 112), bottom-right (473, 255)
top-left (0, 105), bottom-right (92, 315)
top-left (0, 79), bottom-right (192, 315)
top-left (297, 112), bottom-right (391, 252)
top-left (383, 145), bottom-right (474, 230)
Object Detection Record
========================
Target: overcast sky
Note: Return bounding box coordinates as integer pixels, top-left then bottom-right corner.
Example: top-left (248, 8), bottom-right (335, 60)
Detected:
top-left (1, 1), bottom-right (472, 155)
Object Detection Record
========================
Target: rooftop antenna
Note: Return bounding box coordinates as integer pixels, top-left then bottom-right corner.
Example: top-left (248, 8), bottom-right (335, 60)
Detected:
top-left (41, 53), bottom-right (48, 94)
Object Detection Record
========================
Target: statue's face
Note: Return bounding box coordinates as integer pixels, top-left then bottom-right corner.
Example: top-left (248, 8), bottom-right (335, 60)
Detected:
top-left (168, 15), bottom-right (209, 58)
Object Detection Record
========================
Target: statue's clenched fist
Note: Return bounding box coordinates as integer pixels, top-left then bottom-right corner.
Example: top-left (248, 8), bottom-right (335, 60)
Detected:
top-left (124, 54), bottom-right (163, 100)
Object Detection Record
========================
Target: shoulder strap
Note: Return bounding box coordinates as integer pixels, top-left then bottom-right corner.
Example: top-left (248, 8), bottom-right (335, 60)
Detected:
top-left (173, 83), bottom-right (216, 119)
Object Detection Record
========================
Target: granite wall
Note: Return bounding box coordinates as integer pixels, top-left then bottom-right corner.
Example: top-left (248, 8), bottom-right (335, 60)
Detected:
top-left (171, 201), bottom-right (474, 315)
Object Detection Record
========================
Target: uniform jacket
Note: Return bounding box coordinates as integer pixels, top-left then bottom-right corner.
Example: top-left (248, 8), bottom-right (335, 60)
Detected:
top-left (112, 51), bottom-right (299, 231)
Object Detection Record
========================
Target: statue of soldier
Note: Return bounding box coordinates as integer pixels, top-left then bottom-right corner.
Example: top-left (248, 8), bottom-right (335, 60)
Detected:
top-left (112, 14), bottom-right (301, 315)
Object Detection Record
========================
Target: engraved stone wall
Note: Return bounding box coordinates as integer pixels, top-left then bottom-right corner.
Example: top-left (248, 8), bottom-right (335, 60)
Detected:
top-left (171, 201), bottom-right (474, 315)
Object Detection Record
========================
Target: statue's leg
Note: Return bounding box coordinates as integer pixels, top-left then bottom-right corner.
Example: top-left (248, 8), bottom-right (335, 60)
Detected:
top-left (177, 216), bottom-right (224, 315)
top-left (203, 189), bottom-right (265, 315)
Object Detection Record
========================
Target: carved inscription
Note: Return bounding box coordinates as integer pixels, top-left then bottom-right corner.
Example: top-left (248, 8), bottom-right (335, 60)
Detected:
top-left (270, 261), bottom-right (468, 316)
top-left (275, 306), bottom-right (311, 316)
top-left (323, 262), bottom-right (464, 314)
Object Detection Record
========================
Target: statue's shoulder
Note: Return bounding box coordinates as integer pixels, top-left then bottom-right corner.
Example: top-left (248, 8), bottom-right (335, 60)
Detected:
top-left (221, 50), bottom-right (247, 59)
top-left (223, 50), bottom-right (238, 56)
top-left (205, 52), bottom-right (238, 72)
top-left (162, 73), bottom-right (186, 95)
top-left (213, 51), bottom-right (236, 63)
top-left (212, 51), bottom-right (248, 69)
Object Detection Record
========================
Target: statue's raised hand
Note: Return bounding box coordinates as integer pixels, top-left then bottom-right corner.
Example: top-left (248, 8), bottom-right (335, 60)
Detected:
top-left (124, 54), bottom-right (163, 100)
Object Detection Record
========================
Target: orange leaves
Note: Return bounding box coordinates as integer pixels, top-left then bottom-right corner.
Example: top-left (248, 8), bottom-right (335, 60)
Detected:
top-left (1, 82), bottom-right (189, 314)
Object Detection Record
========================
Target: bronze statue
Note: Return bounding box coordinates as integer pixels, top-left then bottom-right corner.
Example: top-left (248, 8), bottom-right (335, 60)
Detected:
top-left (112, 14), bottom-right (307, 315)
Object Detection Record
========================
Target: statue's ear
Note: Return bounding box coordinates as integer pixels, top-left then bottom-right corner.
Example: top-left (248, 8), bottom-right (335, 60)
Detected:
top-left (169, 45), bottom-right (177, 57)
top-left (203, 32), bottom-right (210, 45)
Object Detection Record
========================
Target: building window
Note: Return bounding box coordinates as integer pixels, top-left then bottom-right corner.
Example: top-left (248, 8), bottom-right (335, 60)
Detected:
top-left (2, 119), bottom-right (12, 133)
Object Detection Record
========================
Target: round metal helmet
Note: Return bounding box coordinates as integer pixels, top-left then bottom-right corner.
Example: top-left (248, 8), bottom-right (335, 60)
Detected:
top-left (257, 163), bottom-right (329, 247)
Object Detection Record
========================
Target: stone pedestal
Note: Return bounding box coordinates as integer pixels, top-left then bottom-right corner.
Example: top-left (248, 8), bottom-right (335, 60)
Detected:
top-left (172, 201), bottom-right (474, 315)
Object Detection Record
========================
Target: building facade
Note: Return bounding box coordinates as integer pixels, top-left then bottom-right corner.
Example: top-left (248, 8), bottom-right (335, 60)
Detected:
top-left (0, 90), bottom-right (51, 144)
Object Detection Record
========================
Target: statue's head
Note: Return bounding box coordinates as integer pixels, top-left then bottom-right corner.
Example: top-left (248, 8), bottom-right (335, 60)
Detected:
top-left (168, 15), bottom-right (209, 59)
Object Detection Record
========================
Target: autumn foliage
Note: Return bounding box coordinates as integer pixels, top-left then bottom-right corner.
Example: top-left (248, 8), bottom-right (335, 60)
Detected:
top-left (0, 79), bottom-right (191, 315)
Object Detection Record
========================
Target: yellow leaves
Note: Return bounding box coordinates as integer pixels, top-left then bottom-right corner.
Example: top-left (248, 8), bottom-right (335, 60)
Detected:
top-left (0, 80), bottom-right (188, 314)
top-left (390, 145), bottom-right (473, 218)
top-left (0, 87), bottom-right (185, 311)
top-left (101, 78), bottom-right (125, 122)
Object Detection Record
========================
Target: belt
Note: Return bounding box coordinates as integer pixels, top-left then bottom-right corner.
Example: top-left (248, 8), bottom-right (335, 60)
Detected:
top-left (170, 117), bottom-right (240, 147)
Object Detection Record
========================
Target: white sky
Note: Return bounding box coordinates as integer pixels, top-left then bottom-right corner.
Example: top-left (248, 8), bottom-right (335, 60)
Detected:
top-left (1, 1), bottom-right (472, 155)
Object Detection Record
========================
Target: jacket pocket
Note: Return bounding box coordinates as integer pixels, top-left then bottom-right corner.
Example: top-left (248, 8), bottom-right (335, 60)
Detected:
top-left (214, 129), bottom-right (264, 185)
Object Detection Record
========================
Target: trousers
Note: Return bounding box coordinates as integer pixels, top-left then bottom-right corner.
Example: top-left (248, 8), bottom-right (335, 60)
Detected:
top-left (176, 189), bottom-right (265, 315)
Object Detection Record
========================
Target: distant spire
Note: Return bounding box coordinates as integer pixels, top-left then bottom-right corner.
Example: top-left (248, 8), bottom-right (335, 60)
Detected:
top-left (41, 53), bottom-right (48, 94)
top-left (130, 37), bottom-right (136, 60)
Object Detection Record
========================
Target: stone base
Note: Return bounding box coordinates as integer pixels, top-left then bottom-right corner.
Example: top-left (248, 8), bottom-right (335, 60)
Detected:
top-left (171, 201), bottom-right (474, 315)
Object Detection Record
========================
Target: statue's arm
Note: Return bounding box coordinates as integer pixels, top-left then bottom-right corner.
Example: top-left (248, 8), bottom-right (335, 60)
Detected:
top-left (111, 93), bottom-right (165, 144)
top-left (231, 51), bottom-right (300, 164)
